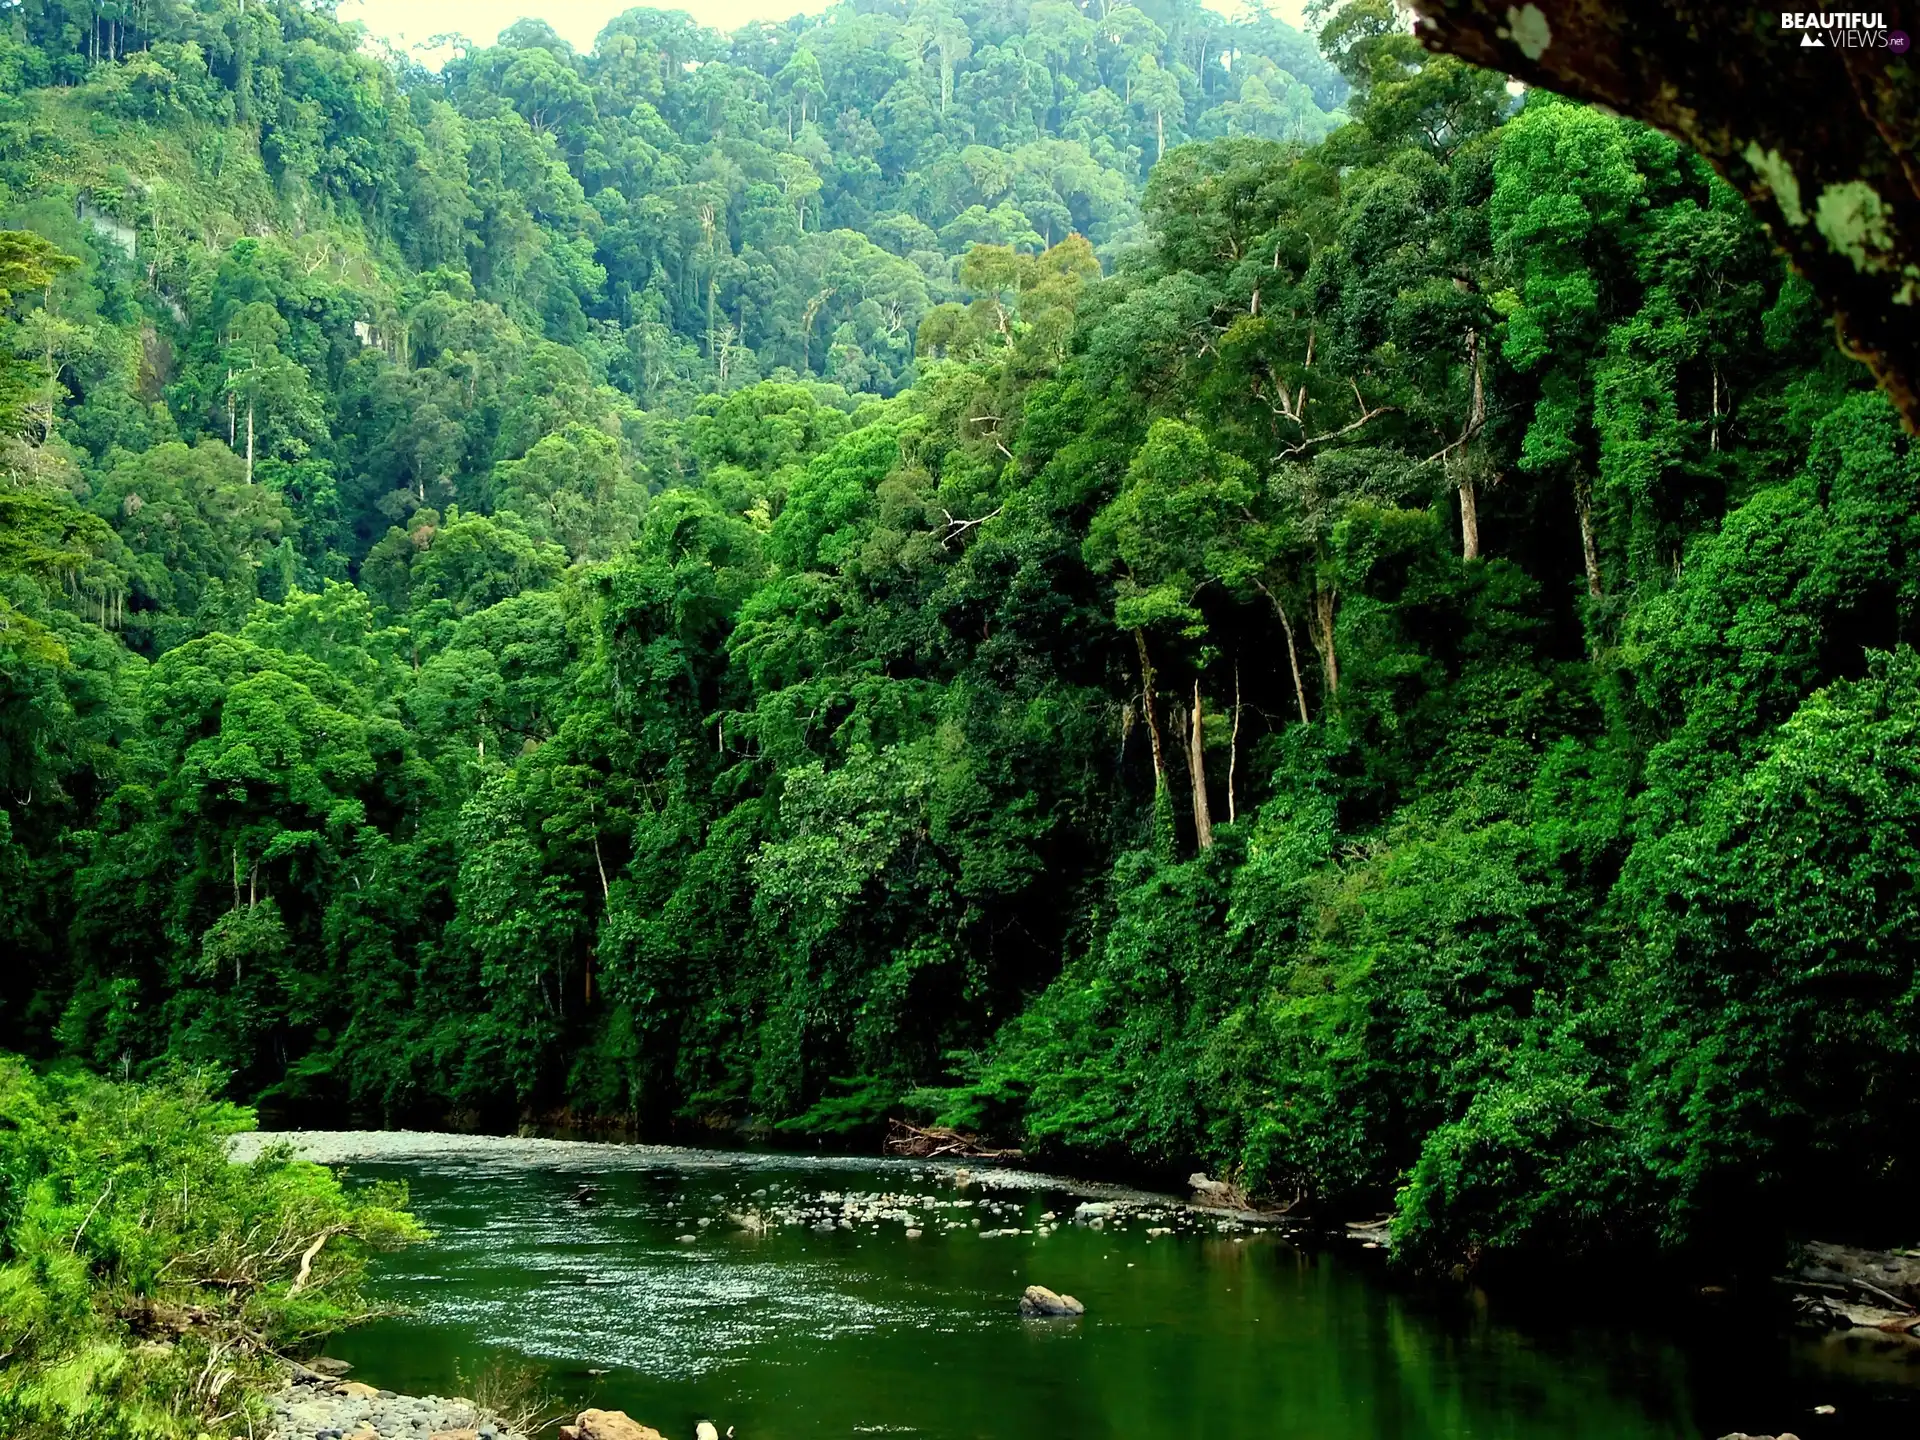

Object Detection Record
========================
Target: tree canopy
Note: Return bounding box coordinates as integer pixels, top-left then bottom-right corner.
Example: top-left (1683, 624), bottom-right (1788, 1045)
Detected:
top-left (0, 0), bottom-right (1913, 1287)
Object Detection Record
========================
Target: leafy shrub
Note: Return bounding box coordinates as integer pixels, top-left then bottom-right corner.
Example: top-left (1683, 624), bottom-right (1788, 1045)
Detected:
top-left (0, 1057), bottom-right (424, 1437)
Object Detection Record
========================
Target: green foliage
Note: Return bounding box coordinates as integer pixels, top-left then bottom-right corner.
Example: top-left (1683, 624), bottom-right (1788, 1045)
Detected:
top-left (0, 1056), bottom-right (423, 1438)
top-left (1623, 649), bottom-right (1920, 1253)
top-left (0, 0), bottom-right (1912, 1286)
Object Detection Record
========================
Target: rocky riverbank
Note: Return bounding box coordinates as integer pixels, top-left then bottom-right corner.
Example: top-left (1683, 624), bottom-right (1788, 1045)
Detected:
top-left (269, 1370), bottom-right (702, 1440)
top-left (230, 1130), bottom-right (1293, 1232)
top-left (268, 1368), bottom-right (526, 1440)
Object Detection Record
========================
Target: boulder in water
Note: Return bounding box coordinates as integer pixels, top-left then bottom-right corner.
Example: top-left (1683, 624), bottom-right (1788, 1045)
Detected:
top-left (560, 1410), bottom-right (668, 1440)
top-left (1019, 1284), bottom-right (1085, 1318)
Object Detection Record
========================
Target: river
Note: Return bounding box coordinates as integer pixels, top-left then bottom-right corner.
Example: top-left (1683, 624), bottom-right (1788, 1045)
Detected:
top-left (246, 1133), bottom-right (1920, 1439)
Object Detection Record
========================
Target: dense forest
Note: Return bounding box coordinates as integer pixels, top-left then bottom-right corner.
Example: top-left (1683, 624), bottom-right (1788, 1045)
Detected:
top-left (2, 0), bottom-right (1917, 1287)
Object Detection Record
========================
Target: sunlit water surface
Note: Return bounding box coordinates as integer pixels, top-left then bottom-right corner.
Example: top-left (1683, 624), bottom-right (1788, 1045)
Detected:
top-left (318, 1146), bottom-right (1920, 1439)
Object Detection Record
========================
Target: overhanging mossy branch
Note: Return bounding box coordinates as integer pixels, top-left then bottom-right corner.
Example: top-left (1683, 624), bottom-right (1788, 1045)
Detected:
top-left (1405, 1), bottom-right (1920, 430)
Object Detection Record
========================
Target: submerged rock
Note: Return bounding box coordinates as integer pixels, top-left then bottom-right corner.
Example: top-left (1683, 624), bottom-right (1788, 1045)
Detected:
top-left (1019, 1284), bottom-right (1085, 1317)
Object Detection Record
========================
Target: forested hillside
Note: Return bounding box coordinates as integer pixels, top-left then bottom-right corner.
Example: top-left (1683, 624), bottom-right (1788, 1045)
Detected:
top-left (2, 0), bottom-right (1917, 1277)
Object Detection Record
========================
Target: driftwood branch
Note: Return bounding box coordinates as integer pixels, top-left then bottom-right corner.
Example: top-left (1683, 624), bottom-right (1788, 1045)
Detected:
top-left (884, 1119), bottom-right (1022, 1160)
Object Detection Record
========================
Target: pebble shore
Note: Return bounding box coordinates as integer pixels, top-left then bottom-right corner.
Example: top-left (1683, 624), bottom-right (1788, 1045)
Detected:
top-left (269, 1374), bottom-right (526, 1440)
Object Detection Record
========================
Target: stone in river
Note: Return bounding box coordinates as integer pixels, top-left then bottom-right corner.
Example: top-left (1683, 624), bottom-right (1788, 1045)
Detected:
top-left (697, 1423), bottom-right (721, 1440)
top-left (309, 1357), bottom-right (354, 1377)
top-left (337, 1380), bottom-right (382, 1398)
top-left (1188, 1172), bottom-right (1235, 1201)
top-left (1019, 1284), bottom-right (1086, 1317)
top-left (560, 1410), bottom-right (668, 1440)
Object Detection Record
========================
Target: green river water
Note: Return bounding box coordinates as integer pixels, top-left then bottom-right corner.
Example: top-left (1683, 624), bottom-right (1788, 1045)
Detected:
top-left (314, 1143), bottom-right (1920, 1440)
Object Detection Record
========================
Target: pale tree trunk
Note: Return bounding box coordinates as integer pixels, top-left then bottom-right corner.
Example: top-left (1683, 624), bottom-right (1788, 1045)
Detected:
top-left (1459, 328), bottom-right (1485, 560)
top-left (245, 398), bottom-right (254, 484)
top-left (1312, 588), bottom-right (1340, 701)
top-left (1710, 361), bottom-right (1723, 452)
top-left (1227, 661), bottom-right (1241, 825)
top-left (1133, 629), bottom-right (1169, 800)
top-left (1258, 582), bottom-right (1311, 725)
top-left (1573, 474), bottom-right (1603, 597)
top-left (586, 832), bottom-right (609, 1007)
top-left (1187, 680), bottom-right (1214, 851)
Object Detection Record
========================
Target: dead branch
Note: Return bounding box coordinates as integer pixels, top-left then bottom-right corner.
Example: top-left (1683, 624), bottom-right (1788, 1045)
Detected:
top-left (288, 1226), bottom-right (346, 1295)
top-left (884, 1118), bottom-right (1023, 1160)
top-left (933, 506), bottom-right (1004, 547)
top-left (1422, 413), bottom-right (1486, 467)
top-left (71, 1175), bottom-right (115, 1254)
top-left (1277, 380), bottom-right (1399, 460)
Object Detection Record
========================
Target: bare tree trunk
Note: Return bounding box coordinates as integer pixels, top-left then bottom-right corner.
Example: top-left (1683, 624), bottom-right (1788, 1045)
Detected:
top-left (1710, 361), bottom-right (1723, 452)
top-left (586, 806), bottom-right (605, 1008)
top-left (1227, 661), bottom-right (1241, 825)
top-left (1258, 583), bottom-right (1311, 725)
top-left (1188, 680), bottom-right (1214, 851)
top-left (1312, 588), bottom-right (1340, 701)
top-left (1459, 329), bottom-right (1485, 560)
top-left (1133, 629), bottom-right (1169, 799)
top-left (1574, 474), bottom-right (1603, 597)
top-left (244, 398), bottom-right (254, 484)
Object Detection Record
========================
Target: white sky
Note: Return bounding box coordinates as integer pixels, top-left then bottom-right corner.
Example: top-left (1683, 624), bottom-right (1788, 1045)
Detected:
top-left (339, 0), bottom-right (1314, 57)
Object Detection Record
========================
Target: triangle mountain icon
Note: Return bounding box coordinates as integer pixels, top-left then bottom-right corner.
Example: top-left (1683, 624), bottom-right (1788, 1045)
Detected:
top-left (1801, 32), bottom-right (1825, 45)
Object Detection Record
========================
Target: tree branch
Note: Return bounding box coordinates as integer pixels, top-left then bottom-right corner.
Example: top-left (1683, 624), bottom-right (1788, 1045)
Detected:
top-left (933, 506), bottom-right (1004, 547)
top-left (1276, 380), bottom-right (1398, 460)
top-left (1405, 1), bottom-right (1920, 432)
